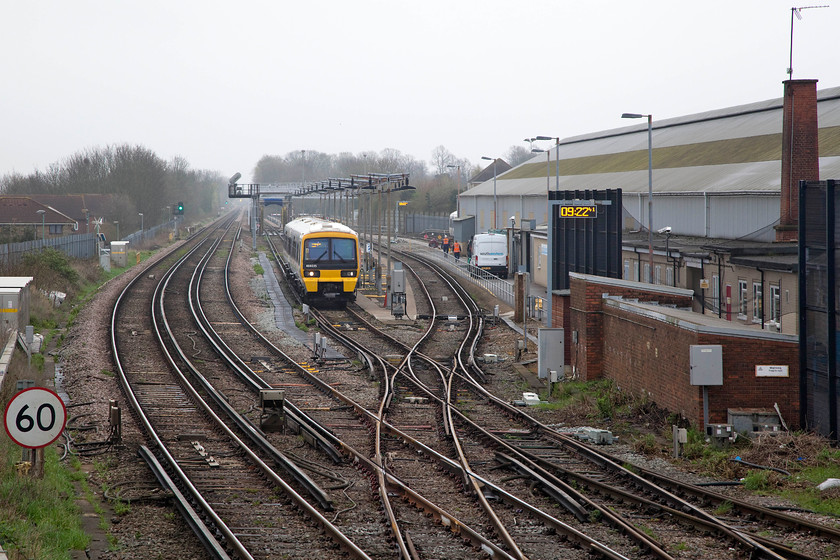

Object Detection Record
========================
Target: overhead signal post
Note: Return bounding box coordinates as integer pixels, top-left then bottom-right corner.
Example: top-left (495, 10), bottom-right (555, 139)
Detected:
top-left (228, 171), bottom-right (412, 259)
top-left (534, 135), bottom-right (561, 328)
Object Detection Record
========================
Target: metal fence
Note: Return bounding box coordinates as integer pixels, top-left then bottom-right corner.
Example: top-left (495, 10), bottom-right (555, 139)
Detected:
top-left (402, 213), bottom-right (450, 234)
top-left (0, 218), bottom-right (180, 270)
top-left (122, 219), bottom-right (177, 246)
top-left (400, 239), bottom-right (515, 308)
top-left (0, 233), bottom-right (98, 269)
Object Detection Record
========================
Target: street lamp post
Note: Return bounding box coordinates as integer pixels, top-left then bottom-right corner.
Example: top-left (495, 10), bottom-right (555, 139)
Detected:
top-left (531, 148), bottom-right (549, 191)
top-left (114, 221), bottom-right (119, 241)
top-left (524, 137), bottom-right (537, 151)
top-left (301, 150), bottom-right (306, 190)
top-left (481, 156), bottom-right (498, 229)
top-left (535, 136), bottom-right (560, 191)
top-left (138, 213), bottom-right (144, 241)
top-left (36, 209), bottom-right (46, 241)
top-left (621, 112), bottom-right (654, 283)
top-left (447, 164), bottom-right (462, 218)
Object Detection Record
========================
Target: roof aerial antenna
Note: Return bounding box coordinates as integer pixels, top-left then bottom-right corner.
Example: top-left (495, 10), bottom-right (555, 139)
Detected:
top-left (788, 5), bottom-right (828, 78)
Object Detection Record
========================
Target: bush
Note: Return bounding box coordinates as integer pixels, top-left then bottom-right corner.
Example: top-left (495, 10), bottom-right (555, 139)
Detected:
top-left (21, 248), bottom-right (79, 288)
top-left (743, 470), bottom-right (772, 491)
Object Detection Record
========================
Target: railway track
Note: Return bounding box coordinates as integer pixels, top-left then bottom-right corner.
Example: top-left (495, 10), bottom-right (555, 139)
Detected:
top-left (400, 248), bottom-right (840, 559)
top-left (104, 219), bottom-right (840, 559)
top-left (140, 221), bottom-right (514, 558)
top-left (111, 217), bottom-right (371, 559)
top-left (311, 244), bottom-right (840, 559)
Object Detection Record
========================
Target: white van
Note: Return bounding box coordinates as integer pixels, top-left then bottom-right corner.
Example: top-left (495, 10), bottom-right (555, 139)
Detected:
top-left (470, 232), bottom-right (508, 278)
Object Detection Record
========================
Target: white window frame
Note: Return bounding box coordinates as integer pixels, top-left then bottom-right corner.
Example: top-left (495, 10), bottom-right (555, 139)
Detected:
top-left (665, 266), bottom-right (674, 287)
top-left (738, 280), bottom-right (748, 318)
top-left (752, 282), bottom-right (763, 323)
top-left (654, 265), bottom-right (661, 285)
top-left (624, 260), bottom-right (630, 281)
top-left (712, 275), bottom-right (720, 313)
top-left (770, 285), bottom-right (781, 323)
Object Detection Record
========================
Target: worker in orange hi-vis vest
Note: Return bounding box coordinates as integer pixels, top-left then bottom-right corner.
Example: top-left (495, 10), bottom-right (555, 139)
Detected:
top-left (453, 240), bottom-right (461, 261)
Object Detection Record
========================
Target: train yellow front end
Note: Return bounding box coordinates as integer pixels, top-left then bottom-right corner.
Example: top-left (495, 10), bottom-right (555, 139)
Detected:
top-left (283, 217), bottom-right (360, 305)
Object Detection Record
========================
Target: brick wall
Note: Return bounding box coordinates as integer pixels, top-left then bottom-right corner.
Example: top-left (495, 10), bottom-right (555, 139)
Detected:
top-left (567, 273), bottom-right (800, 429)
top-left (777, 79), bottom-right (819, 242)
top-left (568, 275), bottom-right (693, 381)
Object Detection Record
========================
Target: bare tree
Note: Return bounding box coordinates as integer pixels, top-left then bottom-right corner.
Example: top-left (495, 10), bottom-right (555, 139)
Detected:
top-left (431, 145), bottom-right (455, 176)
top-left (504, 145), bottom-right (533, 167)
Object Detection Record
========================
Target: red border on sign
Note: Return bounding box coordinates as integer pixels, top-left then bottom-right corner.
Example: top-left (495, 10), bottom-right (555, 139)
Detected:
top-left (3, 387), bottom-right (68, 449)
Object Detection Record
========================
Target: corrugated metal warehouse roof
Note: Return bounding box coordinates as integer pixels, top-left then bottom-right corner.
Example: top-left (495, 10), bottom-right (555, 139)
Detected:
top-left (463, 85), bottom-right (840, 199)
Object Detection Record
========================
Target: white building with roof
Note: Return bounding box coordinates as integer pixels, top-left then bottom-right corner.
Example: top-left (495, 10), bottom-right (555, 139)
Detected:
top-left (461, 83), bottom-right (840, 241)
top-left (461, 81), bottom-right (840, 336)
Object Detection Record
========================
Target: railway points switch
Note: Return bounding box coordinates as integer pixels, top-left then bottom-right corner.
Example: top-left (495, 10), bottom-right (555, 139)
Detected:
top-left (260, 389), bottom-right (285, 408)
top-left (109, 402), bottom-right (122, 443)
top-left (260, 389), bottom-right (285, 432)
top-left (313, 333), bottom-right (329, 360)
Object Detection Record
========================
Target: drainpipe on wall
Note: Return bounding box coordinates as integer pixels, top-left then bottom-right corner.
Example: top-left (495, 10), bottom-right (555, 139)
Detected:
top-left (759, 268), bottom-right (765, 329)
top-left (717, 254), bottom-right (723, 318)
top-left (637, 249), bottom-right (643, 282)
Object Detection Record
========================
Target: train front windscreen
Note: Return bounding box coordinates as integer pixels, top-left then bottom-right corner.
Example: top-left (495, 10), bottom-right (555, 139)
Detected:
top-left (303, 238), bottom-right (357, 268)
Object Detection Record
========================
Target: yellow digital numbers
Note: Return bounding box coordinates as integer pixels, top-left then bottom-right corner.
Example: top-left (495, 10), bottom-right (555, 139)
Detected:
top-left (559, 205), bottom-right (597, 218)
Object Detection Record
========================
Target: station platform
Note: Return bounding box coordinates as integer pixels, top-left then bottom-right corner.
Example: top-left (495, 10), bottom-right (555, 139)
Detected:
top-left (394, 237), bottom-right (549, 326)
top-left (258, 252), bottom-right (344, 359)
top-left (354, 270), bottom-right (418, 323)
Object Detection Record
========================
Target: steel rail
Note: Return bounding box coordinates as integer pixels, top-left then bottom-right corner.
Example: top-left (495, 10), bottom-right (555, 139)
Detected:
top-left (165, 226), bottom-right (374, 558)
top-left (323, 254), bottom-right (636, 559)
top-left (377, 257), bottom-right (527, 559)
top-left (404, 253), bottom-right (791, 560)
top-left (137, 445), bottom-right (232, 560)
top-left (267, 227), bottom-right (529, 559)
top-left (310, 307), bottom-right (629, 559)
top-left (187, 227), bottom-right (335, 509)
top-left (262, 231), bottom-right (646, 558)
top-left (222, 231), bottom-right (413, 558)
top-left (405, 252), bottom-right (679, 557)
top-left (253, 231), bottom-right (522, 558)
top-left (111, 217), bottom-right (253, 560)
top-left (388, 250), bottom-right (794, 559)
top-left (353, 295), bottom-right (673, 557)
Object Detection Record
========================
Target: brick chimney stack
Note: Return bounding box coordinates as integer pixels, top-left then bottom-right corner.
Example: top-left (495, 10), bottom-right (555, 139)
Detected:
top-left (776, 79), bottom-right (819, 242)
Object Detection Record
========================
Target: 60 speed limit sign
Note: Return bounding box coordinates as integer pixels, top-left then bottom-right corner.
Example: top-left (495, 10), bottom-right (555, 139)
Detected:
top-left (4, 387), bottom-right (67, 449)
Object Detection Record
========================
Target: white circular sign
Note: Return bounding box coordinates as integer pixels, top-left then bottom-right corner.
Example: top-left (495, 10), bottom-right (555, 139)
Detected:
top-left (4, 388), bottom-right (67, 449)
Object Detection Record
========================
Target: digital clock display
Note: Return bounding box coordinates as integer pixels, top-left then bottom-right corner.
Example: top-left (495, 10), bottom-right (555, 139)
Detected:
top-left (559, 204), bottom-right (597, 218)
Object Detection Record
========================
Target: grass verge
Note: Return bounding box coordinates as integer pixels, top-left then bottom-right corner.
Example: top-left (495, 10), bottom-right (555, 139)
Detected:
top-left (0, 437), bottom-right (89, 559)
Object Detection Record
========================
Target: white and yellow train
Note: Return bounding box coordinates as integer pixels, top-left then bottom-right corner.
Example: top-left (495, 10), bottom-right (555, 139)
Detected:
top-left (281, 216), bottom-right (360, 305)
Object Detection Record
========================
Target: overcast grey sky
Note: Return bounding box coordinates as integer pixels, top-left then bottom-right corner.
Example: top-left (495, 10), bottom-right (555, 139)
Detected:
top-left (3, 1), bottom-right (839, 182)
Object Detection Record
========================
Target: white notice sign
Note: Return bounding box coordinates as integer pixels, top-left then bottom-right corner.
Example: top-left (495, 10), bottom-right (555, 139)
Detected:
top-left (756, 365), bottom-right (789, 377)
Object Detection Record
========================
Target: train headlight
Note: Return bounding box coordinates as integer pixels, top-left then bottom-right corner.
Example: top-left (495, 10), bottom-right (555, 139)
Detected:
top-left (340, 270), bottom-right (356, 277)
top-left (305, 270), bottom-right (320, 277)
